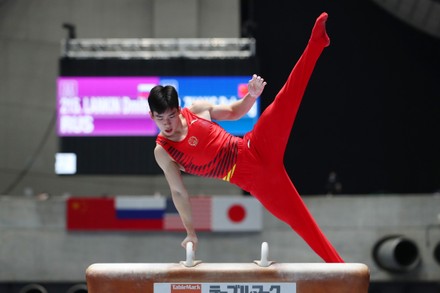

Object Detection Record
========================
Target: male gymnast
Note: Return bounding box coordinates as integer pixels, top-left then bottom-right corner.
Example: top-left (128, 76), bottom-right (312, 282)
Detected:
top-left (148, 12), bottom-right (344, 263)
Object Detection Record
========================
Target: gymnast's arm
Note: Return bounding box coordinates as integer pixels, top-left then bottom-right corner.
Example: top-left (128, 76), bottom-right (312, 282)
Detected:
top-left (190, 74), bottom-right (267, 121)
top-left (154, 144), bottom-right (198, 250)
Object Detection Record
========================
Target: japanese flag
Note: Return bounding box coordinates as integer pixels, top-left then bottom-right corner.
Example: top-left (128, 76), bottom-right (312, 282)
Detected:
top-left (212, 197), bottom-right (262, 232)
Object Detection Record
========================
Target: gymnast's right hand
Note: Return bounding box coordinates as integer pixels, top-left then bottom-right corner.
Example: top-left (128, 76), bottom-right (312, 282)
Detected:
top-left (181, 234), bottom-right (198, 251)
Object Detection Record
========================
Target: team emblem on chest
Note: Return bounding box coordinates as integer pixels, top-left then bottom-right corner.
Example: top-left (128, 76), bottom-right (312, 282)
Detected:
top-left (188, 136), bottom-right (198, 147)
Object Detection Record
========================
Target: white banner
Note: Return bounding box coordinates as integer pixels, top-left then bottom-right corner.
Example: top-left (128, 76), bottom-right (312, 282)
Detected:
top-left (154, 283), bottom-right (296, 293)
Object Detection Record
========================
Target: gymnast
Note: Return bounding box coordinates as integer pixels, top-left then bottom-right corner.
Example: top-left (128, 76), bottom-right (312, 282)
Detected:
top-left (148, 12), bottom-right (344, 263)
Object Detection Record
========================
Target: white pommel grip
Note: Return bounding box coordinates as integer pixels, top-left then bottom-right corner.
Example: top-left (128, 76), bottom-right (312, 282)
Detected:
top-left (254, 241), bottom-right (273, 267)
top-left (183, 242), bottom-right (195, 267)
top-left (260, 242), bottom-right (269, 267)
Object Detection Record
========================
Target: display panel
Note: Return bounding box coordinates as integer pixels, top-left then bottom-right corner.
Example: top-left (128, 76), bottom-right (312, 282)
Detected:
top-left (57, 56), bottom-right (259, 175)
top-left (57, 76), bottom-right (258, 137)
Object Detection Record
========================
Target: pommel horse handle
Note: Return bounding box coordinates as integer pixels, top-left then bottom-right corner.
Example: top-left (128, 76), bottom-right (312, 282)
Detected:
top-left (183, 242), bottom-right (195, 267)
top-left (255, 242), bottom-right (274, 267)
top-left (180, 242), bottom-right (202, 267)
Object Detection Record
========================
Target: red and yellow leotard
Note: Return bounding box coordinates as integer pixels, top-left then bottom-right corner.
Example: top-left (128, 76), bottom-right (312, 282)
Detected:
top-left (156, 108), bottom-right (239, 182)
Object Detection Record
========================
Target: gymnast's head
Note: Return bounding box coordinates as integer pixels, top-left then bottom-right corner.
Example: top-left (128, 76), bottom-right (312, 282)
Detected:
top-left (148, 85), bottom-right (180, 115)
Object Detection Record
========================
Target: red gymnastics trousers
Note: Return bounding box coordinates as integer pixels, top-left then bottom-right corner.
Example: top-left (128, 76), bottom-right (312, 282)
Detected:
top-left (230, 13), bottom-right (344, 263)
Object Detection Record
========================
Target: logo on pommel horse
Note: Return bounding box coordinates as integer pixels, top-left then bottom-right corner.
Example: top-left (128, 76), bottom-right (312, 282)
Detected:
top-left (171, 284), bottom-right (202, 293)
top-left (155, 283), bottom-right (296, 293)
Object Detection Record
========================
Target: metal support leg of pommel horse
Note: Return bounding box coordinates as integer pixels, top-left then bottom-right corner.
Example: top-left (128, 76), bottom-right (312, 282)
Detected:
top-left (86, 242), bottom-right (370, 293)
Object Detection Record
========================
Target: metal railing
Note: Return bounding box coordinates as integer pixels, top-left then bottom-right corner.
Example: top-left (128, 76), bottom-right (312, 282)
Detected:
top-left (61, 38), bottom-right (256, 59)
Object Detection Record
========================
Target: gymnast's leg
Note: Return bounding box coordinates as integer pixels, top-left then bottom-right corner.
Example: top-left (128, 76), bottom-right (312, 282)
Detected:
top-left (252, 168), bottom-right (344, 263)
top-left (250, 12), bottom-right (330, 160)
top-left (244, 13), bottom-right (344, 263)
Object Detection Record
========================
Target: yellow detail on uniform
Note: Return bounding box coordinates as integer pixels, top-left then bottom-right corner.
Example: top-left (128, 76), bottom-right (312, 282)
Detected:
top-left (222, 164), bottom-right (237, 182)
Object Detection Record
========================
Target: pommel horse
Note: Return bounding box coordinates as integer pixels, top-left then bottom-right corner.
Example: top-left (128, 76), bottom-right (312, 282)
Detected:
top-left (86, 242), bottom-right (370, 293)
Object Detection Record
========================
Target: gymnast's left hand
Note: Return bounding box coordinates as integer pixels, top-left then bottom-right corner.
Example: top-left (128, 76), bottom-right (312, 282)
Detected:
top-left (248, 74), bottom-right (267, 98)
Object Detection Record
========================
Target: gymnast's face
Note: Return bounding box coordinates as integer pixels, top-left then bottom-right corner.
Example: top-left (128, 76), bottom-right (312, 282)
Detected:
top-left (151, 107), bottom-right (181, 137)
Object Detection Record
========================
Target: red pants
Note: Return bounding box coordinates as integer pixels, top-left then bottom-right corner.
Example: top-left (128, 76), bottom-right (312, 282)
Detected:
top-left (231, 14), bottom-right (344, 263)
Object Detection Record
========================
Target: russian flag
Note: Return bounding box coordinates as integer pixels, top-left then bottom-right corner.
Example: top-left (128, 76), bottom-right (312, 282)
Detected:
top-left (116, 196), bottom-right (166, 220)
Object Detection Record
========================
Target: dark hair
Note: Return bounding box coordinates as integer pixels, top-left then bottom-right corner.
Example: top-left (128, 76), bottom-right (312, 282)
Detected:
top-left (148, 85), bottom-right (179, 114)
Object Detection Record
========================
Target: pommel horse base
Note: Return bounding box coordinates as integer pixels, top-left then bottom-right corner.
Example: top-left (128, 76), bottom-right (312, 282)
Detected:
top-left (86, 243), bottom-right (370, 293)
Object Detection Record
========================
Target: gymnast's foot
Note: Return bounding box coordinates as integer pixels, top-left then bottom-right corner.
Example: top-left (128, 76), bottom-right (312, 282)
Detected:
top-left (310, 12), bottom-right (330, 47)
